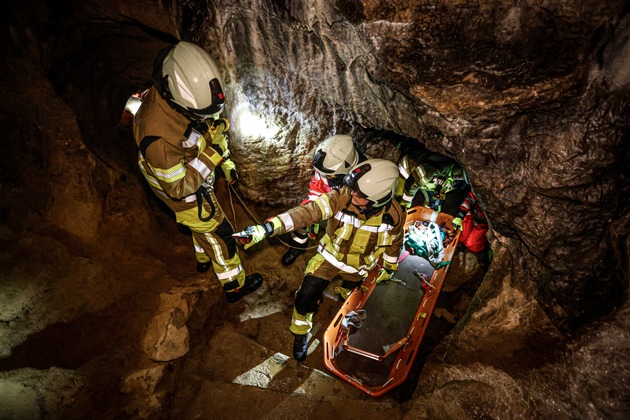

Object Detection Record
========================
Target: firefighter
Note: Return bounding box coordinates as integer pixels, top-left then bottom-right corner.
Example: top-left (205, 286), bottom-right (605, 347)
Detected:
top-left (396, 154), bottom-right (467, 212)
top-left (451, 190), bottom-right (489, 252)
top-left (133, 41), bottom-right (262, 303)
top-left (280, 134), bottom-right (367, 266)
top-left (235, 159), bottom-right (404, 361)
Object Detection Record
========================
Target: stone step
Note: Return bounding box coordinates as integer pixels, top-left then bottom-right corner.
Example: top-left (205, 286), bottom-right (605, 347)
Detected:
top-left (170, 375), bottom-right (403, 419)
top-left (180, 323), bottom-right (365, 399)
top-left (168, 277), bottom-right (408, 416)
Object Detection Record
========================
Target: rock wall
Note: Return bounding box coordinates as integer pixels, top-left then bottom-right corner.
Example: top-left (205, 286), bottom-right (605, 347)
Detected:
top-left (6, 0), bottom-right (629, 351)
top-left (177, 0), bottom-right (630, 329)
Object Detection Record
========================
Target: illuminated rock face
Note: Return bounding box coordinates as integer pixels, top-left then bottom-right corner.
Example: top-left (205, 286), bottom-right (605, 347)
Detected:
top-left (190, 0), bottom-right (629, 326)
top-left (0, 0), bottom-right (629, 417)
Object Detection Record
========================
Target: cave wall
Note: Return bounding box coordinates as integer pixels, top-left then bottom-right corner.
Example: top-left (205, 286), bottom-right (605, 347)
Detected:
top-left (105, 0), bottom-right (630, 327)
top-left (1, 1), bottom-right (629, 414)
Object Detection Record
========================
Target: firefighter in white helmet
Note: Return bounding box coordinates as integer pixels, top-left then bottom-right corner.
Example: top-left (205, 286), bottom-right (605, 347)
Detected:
top-left (235, 159), bottom-right (404, 361)
top-left (280, 134), bottom-right (367, 266)
top-left (133, 41), bottom-right (262, 303)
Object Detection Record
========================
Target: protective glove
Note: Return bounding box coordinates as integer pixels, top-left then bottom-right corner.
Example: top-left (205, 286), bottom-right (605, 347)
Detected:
top-left (233, 217), bottom-right (282, 250)
top-left (211, 117), bottom-right (229, 133)
top-left (452, 217), bottom-right (463, 231)
top-left (307, 223), bottom-right (320, 240)
top-left (376, 269), bottom-right (395, 284)
top-left (185, 120), bottom-right (210, 155)
top-left (221, 159), bottom-right (238, 188)
top-left (397, 196), bottom-right (411, 209)
top-left (210, 118), bottom-right (230, 158)
top-left (242, 225), bottom-right (268, 250)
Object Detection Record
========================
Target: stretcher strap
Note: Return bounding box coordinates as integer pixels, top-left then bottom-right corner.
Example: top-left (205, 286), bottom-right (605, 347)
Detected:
top-left (341, 310), bottom-right (367, 329)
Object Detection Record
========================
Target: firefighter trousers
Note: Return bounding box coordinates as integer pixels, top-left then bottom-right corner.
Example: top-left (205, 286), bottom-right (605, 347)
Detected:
top-left (289, 254), bottom-right (364, 336)
top-left (177, 206), bottom-right (246, 291)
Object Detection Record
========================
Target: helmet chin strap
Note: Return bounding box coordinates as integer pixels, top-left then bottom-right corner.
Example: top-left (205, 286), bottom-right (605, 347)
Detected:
top-left (174, 102), bottom-right (221, 123)
top-left (359, 194), bottom-right (393, 216)
top-left (358, 204), bottom-right (371, 214)
top-left (358, 200), bottom-right (380, 216)
top-left (360, 203), bottom-right (386, 217)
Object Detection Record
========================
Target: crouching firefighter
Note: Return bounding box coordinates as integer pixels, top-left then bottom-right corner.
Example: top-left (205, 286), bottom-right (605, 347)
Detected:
top-left (396, 153), bottom-right (467, 211)
top-left (235, 159), bottom-right (404, 361)
top-left (132, 41), bottom-right (262, 303)
top-left (280, 134), bottom-right (367, 266)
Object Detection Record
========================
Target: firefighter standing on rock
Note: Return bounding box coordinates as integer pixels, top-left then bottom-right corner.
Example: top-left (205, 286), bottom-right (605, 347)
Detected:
top-left (132, 41), bottom-right (262, 303)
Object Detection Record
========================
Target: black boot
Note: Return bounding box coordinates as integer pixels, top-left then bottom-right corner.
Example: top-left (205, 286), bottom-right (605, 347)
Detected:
top-left (196, 261), bottom-right (211, 273)
top-left (225, 274), bottom-right (263, 303)
top-left (282, 247), bottom-right (305, 266)
top-left (293, 333), bottom-right (308, 361)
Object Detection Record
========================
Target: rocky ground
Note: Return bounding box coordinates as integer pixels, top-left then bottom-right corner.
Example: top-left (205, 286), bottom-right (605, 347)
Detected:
top-left (0, 172), bottom-right (487, 418)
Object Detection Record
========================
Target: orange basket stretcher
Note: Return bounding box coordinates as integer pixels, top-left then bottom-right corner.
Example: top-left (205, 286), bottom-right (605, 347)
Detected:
top-left (323, 206), bottom-right (461, 397)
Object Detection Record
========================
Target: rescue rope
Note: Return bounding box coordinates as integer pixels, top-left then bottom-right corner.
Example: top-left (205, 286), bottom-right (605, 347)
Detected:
top-left (226, 184), bottom-right (318, 250)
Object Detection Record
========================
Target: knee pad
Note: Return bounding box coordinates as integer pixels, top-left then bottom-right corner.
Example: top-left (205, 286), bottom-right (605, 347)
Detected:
top-left (340, 279), bottom-right (362, 293)
top-left (295, 275), bottom-right (329, 315)
top-left (215, 219), bottom-right (236, 257)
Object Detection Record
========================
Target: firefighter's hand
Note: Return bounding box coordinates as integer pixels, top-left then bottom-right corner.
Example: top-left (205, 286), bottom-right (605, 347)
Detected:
top-left (241, 225), bottom-right (266, 250)
top-left (376, 269), bottom-right (395, 284)
top-left (211, 118), bottom-right (229, 133)
top-left (185, 120), bottom-right (210, 155)
top-left (237, 218), bottom-right (280, 250)
top-left (400, 198), bottom-right (412, 209)
top-left (210, 119), bottom-right (229, 158)
top-left (221, 159), bottom-right (238, 189)
top-left (452, 217), bottom-right (463, 231)
top-left (211, 133), bottom-right (228, 158)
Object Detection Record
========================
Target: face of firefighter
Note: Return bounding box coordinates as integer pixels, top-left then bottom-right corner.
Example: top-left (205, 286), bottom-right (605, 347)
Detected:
top-left (350, 190), bottom-right (369, 207)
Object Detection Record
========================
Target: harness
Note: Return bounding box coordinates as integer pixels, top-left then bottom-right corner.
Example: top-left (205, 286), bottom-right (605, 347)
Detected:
top-left (195, 176), bottom-right (216, 222)
top-left (139, 135), bottom-right (216, 222)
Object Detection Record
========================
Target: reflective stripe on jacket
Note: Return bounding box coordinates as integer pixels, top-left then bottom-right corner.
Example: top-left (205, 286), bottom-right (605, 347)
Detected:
top-left (133, 87), bottom-right (224, 218)
top-left (397, 156), bottom-right (463, 203)
top-left (457, 191), bottom-right (487, 222)
top-left (275, 188), bottom-right (404, 275)
top-left (396, 157), bottom-right (438, 203)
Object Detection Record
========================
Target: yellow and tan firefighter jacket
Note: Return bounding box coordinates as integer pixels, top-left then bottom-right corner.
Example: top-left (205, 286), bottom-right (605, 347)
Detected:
top-left (396, 155), bottom-right (438, 206)
top-left (396, 155), bottom-right (463, 207)
top-left (271, 187), bottom-right (405, 276)
top-left (132, 86), bottom-right (226, 223)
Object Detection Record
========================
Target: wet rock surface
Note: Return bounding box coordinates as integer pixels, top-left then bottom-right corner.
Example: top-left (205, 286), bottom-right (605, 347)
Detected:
top-left (1, 0), bottom-right (629, 418)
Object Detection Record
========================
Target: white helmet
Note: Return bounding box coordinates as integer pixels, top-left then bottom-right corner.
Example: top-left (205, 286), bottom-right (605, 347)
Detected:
top-left (344, 159), bottom-right (399, 208)
top-left (152, 41), bottom-right (225, 118)
top-left (312, 135), bottom-right (360, 176)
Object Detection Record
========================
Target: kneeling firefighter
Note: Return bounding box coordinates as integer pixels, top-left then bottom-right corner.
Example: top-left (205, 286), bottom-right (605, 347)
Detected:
top-left (133, 41), bottom-right (262, 303)
top-left (235, 159), bottom-right (404, 361)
